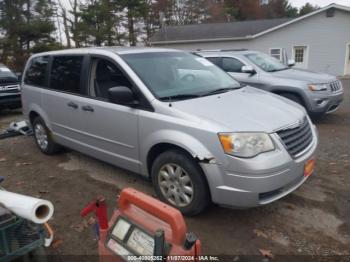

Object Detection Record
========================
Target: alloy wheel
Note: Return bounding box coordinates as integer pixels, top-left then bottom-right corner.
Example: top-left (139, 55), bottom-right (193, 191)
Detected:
top-left (158, 163), bottom-right (194, 207)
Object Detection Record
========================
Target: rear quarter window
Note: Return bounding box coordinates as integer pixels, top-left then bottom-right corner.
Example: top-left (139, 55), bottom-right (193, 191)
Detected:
top-left (24, 56), bottom-right (49, 87)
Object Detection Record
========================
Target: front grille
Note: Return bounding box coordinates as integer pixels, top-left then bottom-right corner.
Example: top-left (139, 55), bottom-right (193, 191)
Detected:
top-left (277, 117), bottom-right (313, 158)
top-left (329, 81), bottom-right (341, 93)
top-left (0, 84), bottom-right (19, 94)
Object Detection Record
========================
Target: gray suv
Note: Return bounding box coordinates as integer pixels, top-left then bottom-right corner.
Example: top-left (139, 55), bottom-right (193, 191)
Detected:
top-left (21, 47), bottom-right (318, 215)
top-left (198, 50), bottom-right (344, 116)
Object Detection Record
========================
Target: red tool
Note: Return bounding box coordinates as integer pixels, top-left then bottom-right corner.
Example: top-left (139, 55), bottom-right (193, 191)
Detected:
top-left (81, 188), bottom-right (201, 262)
top-left (81, 196), bottom-right (108, 230)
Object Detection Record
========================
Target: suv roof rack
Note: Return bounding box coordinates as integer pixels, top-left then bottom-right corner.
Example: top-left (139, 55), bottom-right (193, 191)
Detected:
top-left (195, 48), bottom-right (249, 52)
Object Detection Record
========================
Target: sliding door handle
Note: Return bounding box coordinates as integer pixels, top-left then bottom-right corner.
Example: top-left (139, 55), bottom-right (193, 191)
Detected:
top-left (82, 105), bottom-right (94, 112)
top-left (67, 101), bottom-right (78, 109)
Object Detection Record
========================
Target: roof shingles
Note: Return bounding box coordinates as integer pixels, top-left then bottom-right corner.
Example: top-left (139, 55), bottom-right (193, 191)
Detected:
top-left (150, 18), bottom-right (293, 43)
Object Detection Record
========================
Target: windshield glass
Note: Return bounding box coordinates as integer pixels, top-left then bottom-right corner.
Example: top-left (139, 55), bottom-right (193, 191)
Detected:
top-left (120, 52), bottom-right (241, 100)
top-left (245, 52), bottom-right (288, 72)
top-left (0, 65), bottom-right (17, 79)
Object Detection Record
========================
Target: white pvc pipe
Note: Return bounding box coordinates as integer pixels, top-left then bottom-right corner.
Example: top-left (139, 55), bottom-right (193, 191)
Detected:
top-left (0, 190), bottom-right (54, 224)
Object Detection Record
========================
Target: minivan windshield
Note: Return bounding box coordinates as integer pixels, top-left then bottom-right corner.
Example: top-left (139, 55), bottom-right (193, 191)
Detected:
top-left (245, 52), bottom-right (289, 72)
top-left (121, 52), bottom-right (241, 100)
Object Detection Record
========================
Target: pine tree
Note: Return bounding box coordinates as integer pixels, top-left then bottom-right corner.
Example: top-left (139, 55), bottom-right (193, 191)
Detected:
top-left (0, 0), bottom-right (58, 70)
top-left (299, 3), bottom-right (319, 16)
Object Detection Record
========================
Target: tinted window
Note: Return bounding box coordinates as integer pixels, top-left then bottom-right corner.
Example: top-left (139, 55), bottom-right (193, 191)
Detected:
top-left (222, 57), bottom-right (244, 73)
top-left (24, 56), bottom-right (49, 87)
top-left (50, 56), bottom-right (83, 93)
top-left (90, 58), bottom-right (132, 100)
top-left (205, 57), bottom-right (221, 66)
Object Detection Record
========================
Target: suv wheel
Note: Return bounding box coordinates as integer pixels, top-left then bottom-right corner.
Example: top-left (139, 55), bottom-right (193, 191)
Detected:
top-left (151, 150), bottom-right (210, 216)
top-left (33, 117), bottom-right (61, 155)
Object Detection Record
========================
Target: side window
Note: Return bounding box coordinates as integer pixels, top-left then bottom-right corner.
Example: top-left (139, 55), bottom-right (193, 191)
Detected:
top-left (222, 57), bottom-right (245, 73)
top-left (89, 58), bottom-right (132, 100)
top-left (50, 56), bottom-right (83, 94)
top-left (24, 56), bottom-right (49, 87)
top-left (205, 57), bottom-right (221, 67)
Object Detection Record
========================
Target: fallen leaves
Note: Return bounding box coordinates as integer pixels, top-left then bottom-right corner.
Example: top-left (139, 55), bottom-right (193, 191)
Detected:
top-left (72, 217), bottom-right (96, 233)
top-left (253, 229), bottom-right (268, 239)
top-left (259, 248), bottom-right (274, 259)
top-left (51, 238), bottom-right (64, 249)
top-left (16, 181), bottom-right (24, 186)
top-left (15, 162), bottom-right (32, 167)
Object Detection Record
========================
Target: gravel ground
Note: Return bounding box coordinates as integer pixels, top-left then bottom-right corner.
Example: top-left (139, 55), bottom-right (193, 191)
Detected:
top-left (0, 80), bottom-right (349, 261)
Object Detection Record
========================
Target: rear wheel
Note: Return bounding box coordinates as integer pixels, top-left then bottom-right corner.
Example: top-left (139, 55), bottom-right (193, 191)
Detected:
top-left (151, 150), bottom-right (210, 216)
top-left (33, 117), bottom-right (61, 155)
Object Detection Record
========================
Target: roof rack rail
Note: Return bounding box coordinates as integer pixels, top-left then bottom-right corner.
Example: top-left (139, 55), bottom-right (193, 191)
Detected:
top-left (195, 48), bottom-right (249, 52)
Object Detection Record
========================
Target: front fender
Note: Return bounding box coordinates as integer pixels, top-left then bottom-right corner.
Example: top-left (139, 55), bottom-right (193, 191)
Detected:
top-left (270, 86), bottom-right (311, 110)
top-left (140, 129), bottom-right (215, 176)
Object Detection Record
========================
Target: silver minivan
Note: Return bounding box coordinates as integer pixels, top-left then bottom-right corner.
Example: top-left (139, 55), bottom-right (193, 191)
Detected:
top-left (21, 47), bottom-right (318, 215)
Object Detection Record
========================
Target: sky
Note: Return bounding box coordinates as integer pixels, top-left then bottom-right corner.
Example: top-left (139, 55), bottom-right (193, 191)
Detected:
top-left (291, 0), bottom-right (350, 8)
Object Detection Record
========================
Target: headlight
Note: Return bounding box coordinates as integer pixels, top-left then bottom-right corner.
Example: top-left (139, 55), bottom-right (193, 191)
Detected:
top-left (218, 133), bottom-right (275, 158)
top-left (308, 84), bottom-right (328, 91)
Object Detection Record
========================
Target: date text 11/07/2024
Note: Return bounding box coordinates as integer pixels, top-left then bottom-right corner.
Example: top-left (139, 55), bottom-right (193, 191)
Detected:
top-left (126, 256), bottom-right (220, 261)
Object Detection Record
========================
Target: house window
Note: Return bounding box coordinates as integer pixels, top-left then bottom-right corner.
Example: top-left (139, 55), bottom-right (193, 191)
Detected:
top-left (294, 47), bottom-right (305, 63)
top-left (270, 49), bottom-right (281, 60)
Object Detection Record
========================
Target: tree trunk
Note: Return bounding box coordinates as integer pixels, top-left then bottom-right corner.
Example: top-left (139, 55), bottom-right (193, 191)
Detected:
top-left (128, 10), bottom-right (136, 46)
top-left (62, 9), bottom-right (71, 48)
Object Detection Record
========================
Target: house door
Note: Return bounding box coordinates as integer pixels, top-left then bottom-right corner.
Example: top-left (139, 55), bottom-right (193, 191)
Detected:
top-left (293, 46), bottom-right (308, 69)
top-left (346, 44), bottom-right (350, 75)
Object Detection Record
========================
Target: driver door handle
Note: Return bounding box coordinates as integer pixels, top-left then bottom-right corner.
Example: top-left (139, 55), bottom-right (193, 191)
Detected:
top-left (82, 105), bottom-right (94, 112)
top-left (67, 101), bottom-right (78, 109)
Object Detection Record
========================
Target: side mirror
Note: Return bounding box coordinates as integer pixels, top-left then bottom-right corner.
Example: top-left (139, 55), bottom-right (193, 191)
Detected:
top-left (288, 59), bottom-right (295, 67)
top-left (108, 86), bottom-right (138, 106)
top-left (241, 65), bottom-right (256, 75)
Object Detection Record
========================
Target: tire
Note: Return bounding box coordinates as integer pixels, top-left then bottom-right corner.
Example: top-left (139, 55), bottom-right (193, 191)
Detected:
top-left (151, 150), bottom-right (210, 216)
top-left (32, 116), bottom-right (61, 155)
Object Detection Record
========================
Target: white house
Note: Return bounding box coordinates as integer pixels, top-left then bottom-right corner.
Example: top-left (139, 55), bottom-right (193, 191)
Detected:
top-left (150, 4), bottom-right (350, 76)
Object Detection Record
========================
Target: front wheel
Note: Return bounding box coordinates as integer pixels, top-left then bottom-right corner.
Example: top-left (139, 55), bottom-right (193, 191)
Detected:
top-left (151, 150), bottom-right (210, 216)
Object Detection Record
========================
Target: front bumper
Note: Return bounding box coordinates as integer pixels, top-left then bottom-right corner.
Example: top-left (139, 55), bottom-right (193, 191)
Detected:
top-left (0, 93), bottom-right (21, 109)
top-left (201, 124), bottom-right (318, 208)
top-left (307, 90), bottom-right (344, 114)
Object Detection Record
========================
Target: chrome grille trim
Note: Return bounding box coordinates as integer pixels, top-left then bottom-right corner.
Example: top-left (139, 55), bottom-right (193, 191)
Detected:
top-left (329, 80), bottom-right (341, 93)
top-left (0, 84), bottom-right (20, 92)
top-left (276, 117), bottom-right (314, 158)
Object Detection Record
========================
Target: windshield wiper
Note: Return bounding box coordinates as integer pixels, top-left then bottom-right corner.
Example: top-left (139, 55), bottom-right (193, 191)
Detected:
top-left (159, 94), bottom-right (201, 101)
top-left (200, 87), bottom-right (238, 97)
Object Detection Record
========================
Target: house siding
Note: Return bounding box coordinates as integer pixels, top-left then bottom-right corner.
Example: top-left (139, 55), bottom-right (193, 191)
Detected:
top-left (153, 9), bottom-right (350, 76)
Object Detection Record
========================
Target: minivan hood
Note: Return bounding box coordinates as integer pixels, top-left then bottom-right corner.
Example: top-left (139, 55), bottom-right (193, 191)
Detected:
top-left (171, 86), bottom-right (305, 133)
top-left (271, 68), bottom-right (336, 84)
